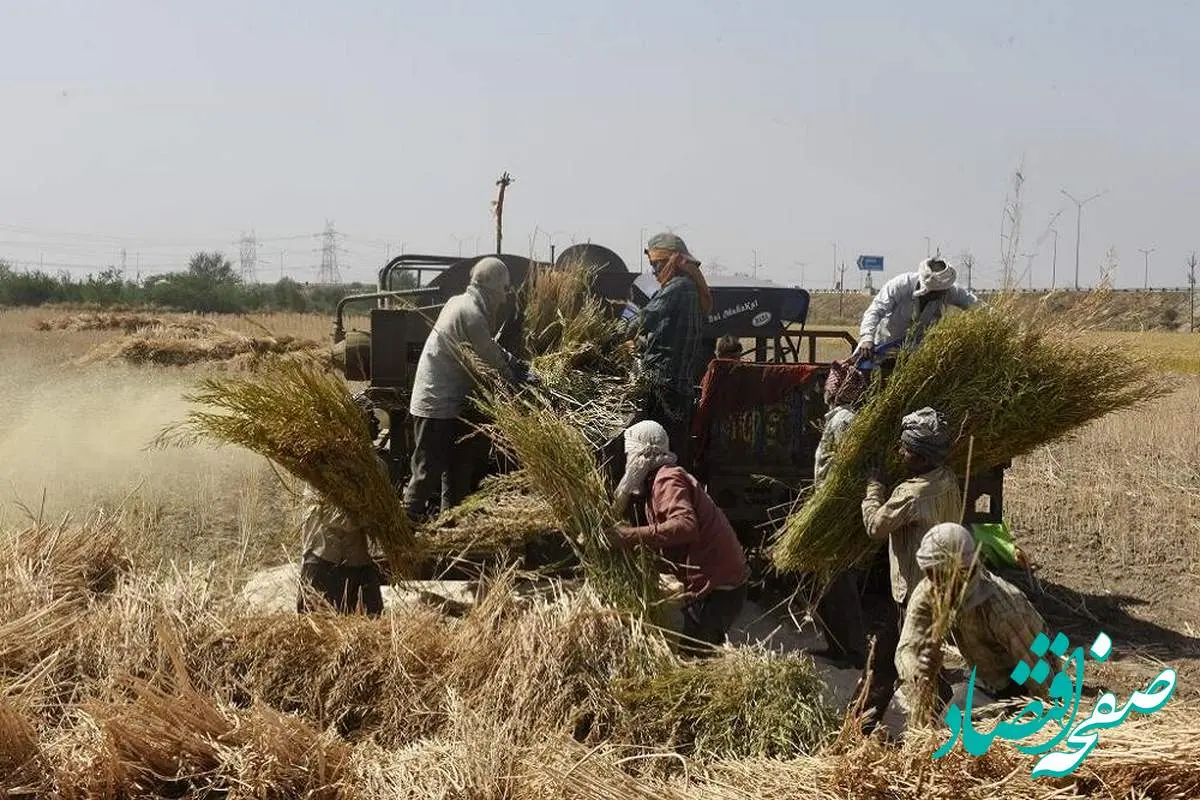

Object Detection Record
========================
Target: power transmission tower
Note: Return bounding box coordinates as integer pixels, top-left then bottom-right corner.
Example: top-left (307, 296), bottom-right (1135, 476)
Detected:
top-left (238, 230), bottom-right (259, 282)
top-left (999, 164), bottom-right (1025, 290)
top-left (958, 250), bottom-right (975, 291)
top-left (317, 221), bottom-right (344, 284)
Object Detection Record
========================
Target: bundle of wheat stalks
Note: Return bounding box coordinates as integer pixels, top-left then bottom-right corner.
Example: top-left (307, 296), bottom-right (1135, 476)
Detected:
top-left (520, 260), bottom-right (637, 447)
top-left (152, 357), bottom-right (415, 575)
top-left (477, 386), bottom-right (667, 623)
top-left (772, 298), bottom-right (1172, 579)
top-left (419, 470), bottom-right (561, 557)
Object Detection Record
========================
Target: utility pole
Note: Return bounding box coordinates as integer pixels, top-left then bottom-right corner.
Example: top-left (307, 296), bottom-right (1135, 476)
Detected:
top-left (752, 248), bottom-right (760, 280)
top-left (1139, 247), bottom-right (1156, 290)
top-left (1061, 188), bottom-right (1105, 291)
top-left (120, 248), bottom-right (127, 274)
top-left (838, 261), bottom-right (847, 315)
top-left (1188, 251), bottom-right (1197, 332)
top-left (924, 236), bottom-right (932, 258)
top-left (831, 242), bottom-right (838, 290)
top-left (493, 171), bottom-right (514, 255)
top-left (1050, 229), bottom-right (1058, 290)
top-left (317, 220), bottom-right (343, 284)
top-left (793, 260), bottom-right (807, 288)
top-left (280, 249), bottom-right (286, 281)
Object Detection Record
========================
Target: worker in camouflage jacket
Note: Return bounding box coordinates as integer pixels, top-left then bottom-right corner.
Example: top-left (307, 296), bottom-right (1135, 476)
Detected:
top-left (404, 257), bottom-right (538, 520)
top-left (296, 485), bottom-right (383, 616)
top-left (628, 232), bottom-right (713, 469)
top-left (857, 406), bottom-right (963, 733)
top-left (897, 523), bottom-right (1048, 711)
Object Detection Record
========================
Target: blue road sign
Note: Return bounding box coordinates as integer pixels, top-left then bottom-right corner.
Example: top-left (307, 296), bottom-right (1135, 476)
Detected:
top-left (857, 255), bottom-right (884, 271)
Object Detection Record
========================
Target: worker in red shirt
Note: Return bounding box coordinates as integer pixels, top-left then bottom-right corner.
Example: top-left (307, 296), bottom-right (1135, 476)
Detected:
top-left (609, 420), bottom-right (749, 657)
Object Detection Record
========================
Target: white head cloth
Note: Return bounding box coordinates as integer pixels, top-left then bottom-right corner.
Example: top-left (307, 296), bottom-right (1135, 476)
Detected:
top-left (614, 420), bottom-right (678, 513)
top-left (913, 257), bottom-right (958, 297)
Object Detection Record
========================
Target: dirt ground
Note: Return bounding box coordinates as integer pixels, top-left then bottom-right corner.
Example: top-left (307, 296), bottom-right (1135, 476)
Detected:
top-left (3, 304), bottom-right (1199, 709)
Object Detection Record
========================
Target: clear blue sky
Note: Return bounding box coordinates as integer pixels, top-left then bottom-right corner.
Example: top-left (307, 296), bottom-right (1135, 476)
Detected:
top-left (1, 0), bottom-right (1197, 288)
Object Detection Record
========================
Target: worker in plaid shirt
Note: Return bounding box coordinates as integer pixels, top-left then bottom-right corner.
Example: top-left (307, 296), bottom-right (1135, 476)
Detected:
top-left (630, 232), bottom-right (713, 469)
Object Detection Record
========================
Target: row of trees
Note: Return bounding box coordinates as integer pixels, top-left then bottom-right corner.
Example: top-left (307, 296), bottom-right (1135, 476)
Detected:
top-left (0, 251), bottom-right (415, 314)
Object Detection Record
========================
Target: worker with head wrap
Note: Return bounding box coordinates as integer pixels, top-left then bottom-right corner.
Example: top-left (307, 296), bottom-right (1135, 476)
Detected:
top-left (855, 406), bottom-right (963, 733)
top-left (853, 257), bottom-right (977, 365)
top-left (897, 523), bottom-right (1048, 713)
top-left (809, 359), bottom-right (871, 668)
top-left (405, 256), bottom-right (539, 520)
top-left (629, 232), bottom-right (714, 470)
top-left (608, 420), bottom-right (749, 658)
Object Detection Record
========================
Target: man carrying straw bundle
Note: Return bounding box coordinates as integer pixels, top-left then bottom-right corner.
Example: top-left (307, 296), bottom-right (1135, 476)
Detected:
top-left (897, 523), bottom-right (1048, 714)
top-left (296, 485), bottom-right (384, 617)
top-left (405, 257), bottom-right (538, 521)
top-left (853, 257), bottom-right (976, 369)
top-left (628, 233), bottom-right (713, 470)
top-left (607, 420), bottom-right (749, 658)
top-left (810, 359), bottom-right (870, 669)
top-left (857, 406), bottom-right (962, 733)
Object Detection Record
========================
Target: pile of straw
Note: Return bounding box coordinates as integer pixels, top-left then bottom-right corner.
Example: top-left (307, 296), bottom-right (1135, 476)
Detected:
top-left (153, 358), bottom-right (415, 575)
top-left (419, 471), bottom-right (561, 557)
top-left (81, 319), bottom-right (323, 369)
top-left (772, 299), bottom-right (1172, 579)
top-left (0, 519), bottom-right (1196, 798)
top-left (520, 261), bottom-right (637, 446)
top-left (34, 310), bottom-right (167, 333)
top-left (608, 650), bottom-right (836, 760)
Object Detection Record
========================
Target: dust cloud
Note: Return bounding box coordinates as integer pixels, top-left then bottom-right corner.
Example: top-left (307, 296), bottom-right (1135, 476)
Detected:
top-left (0, 353), bottom-right (267, 526)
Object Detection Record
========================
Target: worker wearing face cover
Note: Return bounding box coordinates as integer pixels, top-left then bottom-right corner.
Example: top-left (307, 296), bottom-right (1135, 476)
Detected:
top-left (608, 420), bottom-right (749, 658)
top-left (405, 256), bottom-right (539, 520)
top-left (854, 257), bottom-right (977, 367)
top-left (629, 232), bottom-right (714, 470)
top-left (896, 523), bottom-right (1048, 715)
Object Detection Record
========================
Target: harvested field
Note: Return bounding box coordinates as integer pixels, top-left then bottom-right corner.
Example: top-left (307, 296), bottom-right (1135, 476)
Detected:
top-left (1, 306), bottom-right (1199, 797)
top-left (80, 318), bottom-right (325, 369)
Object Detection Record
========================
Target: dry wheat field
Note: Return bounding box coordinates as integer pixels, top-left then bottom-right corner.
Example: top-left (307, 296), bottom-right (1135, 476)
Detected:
top-left (1, 305), bottom-right (1199, 799)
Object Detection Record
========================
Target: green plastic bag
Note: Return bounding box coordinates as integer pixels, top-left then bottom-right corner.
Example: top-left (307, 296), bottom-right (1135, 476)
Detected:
top-left (971, 521), bottom-right (1020, 569)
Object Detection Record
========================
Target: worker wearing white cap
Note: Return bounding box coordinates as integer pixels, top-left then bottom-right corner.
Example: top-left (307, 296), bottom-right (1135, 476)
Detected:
top-left (854, 257), bottom-right (977, 363)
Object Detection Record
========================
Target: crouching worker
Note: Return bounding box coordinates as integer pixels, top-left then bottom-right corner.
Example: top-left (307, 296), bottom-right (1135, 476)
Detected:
top-left (296, 485), bottom-right (383, 617)
top-left (608, 420), bottom-right (749, 658)
top-left (897, 523), bottom-right (1047, 712)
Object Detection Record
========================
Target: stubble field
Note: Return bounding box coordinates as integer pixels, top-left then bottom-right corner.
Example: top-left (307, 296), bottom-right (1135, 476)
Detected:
top-left (1, 304), bottom-right (1198, 798)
